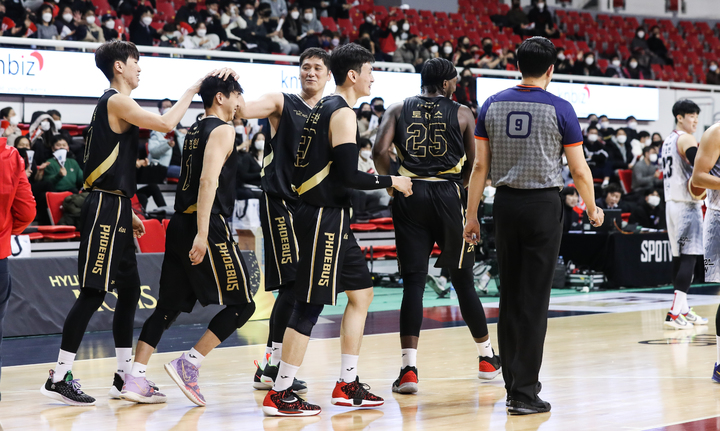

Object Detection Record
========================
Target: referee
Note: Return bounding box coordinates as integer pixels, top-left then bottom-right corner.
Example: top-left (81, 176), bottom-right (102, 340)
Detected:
top-left (464, 36), bottom-right (603, 415)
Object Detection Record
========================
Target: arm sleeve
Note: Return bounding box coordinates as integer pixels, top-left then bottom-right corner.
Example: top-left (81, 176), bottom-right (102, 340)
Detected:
top-left (474, 98), bottom-right (491, 140)
top-left (556, 100), bottom-right (584, 147)
top-left (11, 153), bottom-right (36, 234)
top-left (332, 144), bottom-right (393, 190)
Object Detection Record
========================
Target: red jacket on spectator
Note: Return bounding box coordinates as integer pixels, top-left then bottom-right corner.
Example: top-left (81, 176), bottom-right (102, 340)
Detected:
top-left (0, 138), bottom-right (36, 259)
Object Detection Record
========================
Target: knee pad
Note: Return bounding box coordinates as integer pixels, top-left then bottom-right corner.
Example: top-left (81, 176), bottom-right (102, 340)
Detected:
top-left (287, 301), bottom-right (324, 337)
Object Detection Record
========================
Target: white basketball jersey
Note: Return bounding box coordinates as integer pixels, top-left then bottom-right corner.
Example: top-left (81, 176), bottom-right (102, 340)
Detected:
top-left (707, 156), bottom-right (720, 210)
top-left (662, 130), bottom-right (694, 202)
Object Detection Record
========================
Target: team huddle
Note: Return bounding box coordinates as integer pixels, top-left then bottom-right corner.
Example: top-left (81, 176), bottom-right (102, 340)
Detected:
top-left (35, 36), bottom-right (720, 418)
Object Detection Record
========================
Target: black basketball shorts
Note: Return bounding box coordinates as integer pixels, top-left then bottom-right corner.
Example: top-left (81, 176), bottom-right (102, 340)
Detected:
top-left (259, 193), bottom-right (299, 291)
top-left (393, 180), bottom-right (475, 274)
top-left (159, 212), bottom-right (253, 313)
top-left (78, 191), bottom-right (140, 291)
top-left (293, 202), bottom-right (373, 306)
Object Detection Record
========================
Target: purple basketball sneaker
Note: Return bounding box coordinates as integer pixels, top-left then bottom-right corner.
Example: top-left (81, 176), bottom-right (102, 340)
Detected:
top-left (164, 355), bottom-right (206, 406)
top-left (119, 374), bottom-right (167, 404)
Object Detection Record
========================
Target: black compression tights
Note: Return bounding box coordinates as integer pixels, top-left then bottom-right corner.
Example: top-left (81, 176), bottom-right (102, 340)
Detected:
top-left (400, 268), bottom-right (489, 339)
top-left (672, 255), bottom-right (698, 294)
top-left (60, 286), bottom-right (140, 353)
top-left (266, 285), bottom-right (296, 347)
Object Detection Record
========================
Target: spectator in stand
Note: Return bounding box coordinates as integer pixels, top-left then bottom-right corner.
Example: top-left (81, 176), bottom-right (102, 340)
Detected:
top-left (396, 19), bottom-right (411, 46)
top-left (561, 186), bottom-right (581, 232)
top-left (356, 138), bottom-right (389, 207)
top-left (647, 25), bottom-right (672, 66)
top-left (393, 34), bottom-right (429, 72)
top-left (234, 3), bottom-right (280, 53)
top-left (477, 37), bottom-right (507, 70)
top-left (29, 113), bottom-right (59, 164)
top-left (707, 60), bottom-right (720, 85)
top-left (0, 135), bottom-right (36, 393)
top-left (202, 0), bottom-right (227, 42)
top-left (628, 130), bottom-right (651, 166)
top-left (71, 0), bottom-right (98, 15)
top-left (82, 9), bottom-right (104, 42)
top-left (651, 132), bottom-right (663, 146)
top-left (182, 21), bottom-right (220, 49)
top-left (356, 31), bottom-right (375, 56)
top-left (45, 110), bottom-right (76, 159)
top-left (630, 27), bottom-right (652, 70)
top-left (233, 132), bottom-right (263, 250)
top-left (554, 47), bottom-right (573, 74)
top-left (55, 6), bottom-right (78, 40)
top-left (299, 7), bottom-right (323, 49)
top-left (624, 115), bottom-right (639, 142)
top-left (221, 2), bottom-right (245, 44)
top-left (597, 115), bottom-right (614, 138)
top-left (632, 146), bottom-right (662, 195)
top-left (454, 68), bottom-right (476, 105)
top-left (453, 36), bottom-right (476, 68)
top-left (584, 124), bottom-right (612, 185)
top-left (0, 107), bottom-right (21, 145)
top-left (424, 39), bottom-right (439, 59)
top-left (376, 18), bottom-right (398, 61)
top-left (357, 102), bottom-right (376, 140)
top-left (527, 0), bottom-right (559, 38)
top-left (505, 0), bottom-right (531, 36)
top-left (101, 14), bottom-right (120, 41)
top-left (605, 55), bottom-right (627, 79)
top-left (281, 4), bottom-right (301, 46)
top-left (37, 4), bottom-right (59, 40)
top-left (15, 135), bottom-right (51, 224)
top-left (571, 52), bottom-right (603, 77)
top-left (595, 183), bottom-right (631, 212)
top-left (358, 12), bottom-right (380, 44)
top-left (159, 23), bottom-right (181, 47)
top-left (630, 189), bottom-right (665, 229)
top-left (262, 0), bottom-right (287, 20)
top-left (257, 2), bottom-right (296, 54)
top-left (129, 6), bottom-right (159, 46)
top-left (607, 128), bottom-right (633, 172)
top-left (43, 136), bottom-right (83, 193)
top-left (148, 98), bottom-right (186, 179)
top-left (440, 40), bottom-right (454, 61)
top-left (368, 97), bottom-right (384, 143)
top-left (625, 57), bottom-right (647, 80)
top-left (176, 0), bottom-right (202, 26)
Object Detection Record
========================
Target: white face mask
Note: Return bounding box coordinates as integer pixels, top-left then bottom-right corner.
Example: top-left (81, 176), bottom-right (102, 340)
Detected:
top-left (443, 46), bottom-right (452, 55)
top-left (86, 15), bottom-right (95, 24)
top-left (196, 28), bottom-right (206, 37)
top-left (40, 121), bottom-right (51, 131)
top-left (649, 153), bottom-right (658, 163)
top-left (617, 135), bottom-right (627, 144)
top-left (402, 22), bottom-right (410, 31)
top-left (627, 121), bottom-right (637, 129)
top-left (142, 16), bottom-right (153, 25)
top-left (9, 115), bottom-right (19, 126)
top-left (612, 59), bottom-right (620, 67)
top-left (366, 16), bottom-right (373, 23)
top-left (600, 121), bottom-right (610, 129)
top-left (360, 150), bottom-right (372, 160)
top-left (290, 11), bottom-right (299, 20)
top-left (637, 31), bottom-right (645, 38)
top-left (585, 57), bottom-right (594, 66)
top-left (430, 45), bottom-right (438, 53)
top-left (304, 12), bottom-right (313, 21)
top-left (54, 120), bottom-right (62, 130)
top-left (557, 53), bottom-right (565, 61)
top-left (42, 13), bottom-right (52, 23)
top-left (255, 140), bottom-right (265, 151)
top-left (234, 125), bottom-right (244, 134)
top-left (537, 3), bottom-right (544, 10)
top-left (629, 61), bottom-right (638, 69)
top-left (245, 9), bottom-right (254, 17)
top-left (390, 24), bottom-right (398, 33)
top-left (588, 133), bottom-right (599, 142)
top-left (400, 32), bottom-right (408, 40)
top-left (332, 38), bottom-right (339, 46)
top-left (712, 65), bottom-right (718, 72)
top-left (647, 195), bottom-right (660, 207)
top-left (105, 20), bottom-right (115, 29)
top-left (62, 13), bottom-right (73, 22)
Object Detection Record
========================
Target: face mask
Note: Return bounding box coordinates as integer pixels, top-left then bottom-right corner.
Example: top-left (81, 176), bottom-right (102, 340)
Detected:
top-left (373, 104), bottom-right (384, 112)
top-left (332, 38), bottom-right (339, 46)
top-left (483, 44), bottom-right (493, 54)
top-left (196, 28), bottom-right (206, 37)
top-left (630, 61), bottom-right (638, 69)
top-left (62, 13), bottom-right (73, 22)
top-left (9, 115), bottom-right (19, 126)
top-left (612, 59), bottom-right (620, 67)
top-left (401, 32), bottom-right (408, 40)
top-left (209, 8), bottom-right (218, 15)
top-left (712, 65), bottom-right (718, 72)
top-left (245, 8), bottom-right (254, 17)
top-left (290, 10), bottom-right (299, 19)
top-left (617, 135), bottom-right (627, 144)
top-left (600, 121), bottom-right (610, 129)
top-left (54, 120), bottom-right (62, 130)
top-left (585, 57), bottom-right (594, 66)
top-left (366, 16), bottom-right (373, 23)
top-left (443, 46), bottom-right (452, 55)
top-left (234, 125), bottom-right (244, 134)
top-left (649, 153), bottom-right (658, 163)
top-left (40, 121), bottom-right (51, 131)
top-left (42, 13), bottom-right (52, 22)
top-left (648, 195), bottom-right (660, 207)
top-left (188, 2), bottom-right (196, 9)
top-left (142, 16), bottom-right (152, 25)
top-left (430, 45), bottom-right (438, 53)
top-left (360, 111), bottom-right (372, 120)
top-left (537, 3), bottom-right (544, 10)
top-left (105, 19), bottom-right (115, 29)
top-left (360, 150), bottom-right (372, 160)
top-left (229, 7), bottom-right (237, 16)
top-left (402, 22), bottom-right (410, 31)
top-left (390, 24), bottom-right (397, 33)
top-left (483, 186), bottom-right (496, 198)
top-left (627, 121), bottom-right (637, 129)
top-left (588, 133), bottom-right (598, 142)
top-left (254, 140), bottom-right (265, 151)
top-left (86, 15), bottom-right (95, 24)
top-left (557, 53), bottom-right (565, 61)
top-left (304, 12), bottom-right (313, 21)
top-left (637, 31), bottom-right (645, 38)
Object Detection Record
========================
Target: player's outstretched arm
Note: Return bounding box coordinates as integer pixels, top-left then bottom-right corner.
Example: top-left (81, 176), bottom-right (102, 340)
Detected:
top-left (463, 137), bottom-right (491, 245)
top-left (565, 144), bottom-right (604, 227)
top-left (235, 92), bottom-right (284, 121)
top-left (692, 124), bottom-right (720, 190)
top-left (188, 124), bottom-right (235, 266)
top-left (373, 102), bottom-right (401, 176)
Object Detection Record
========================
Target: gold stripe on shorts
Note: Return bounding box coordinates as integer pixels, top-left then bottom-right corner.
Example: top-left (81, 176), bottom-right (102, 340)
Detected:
top-left (306, 208), bottom-right (324, 302)
top-left (82, 192), bottom-right (103, 285)
top-left (266, 195), bottom-right (283, 285)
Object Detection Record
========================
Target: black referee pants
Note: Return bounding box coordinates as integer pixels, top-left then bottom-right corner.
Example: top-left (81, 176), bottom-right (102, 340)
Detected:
top-left (493, 186), bottom-right (563, 403)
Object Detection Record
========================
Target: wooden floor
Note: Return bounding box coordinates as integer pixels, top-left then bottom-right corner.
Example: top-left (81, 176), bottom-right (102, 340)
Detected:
top-left (2, 304), bottom-right (720, 431)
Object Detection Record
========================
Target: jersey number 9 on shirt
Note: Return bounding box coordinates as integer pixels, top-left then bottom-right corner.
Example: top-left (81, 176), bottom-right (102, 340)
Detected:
top-left (405, 122), bottom-right (448, 157)
top-left (506, 112), bottom-right (532, 139)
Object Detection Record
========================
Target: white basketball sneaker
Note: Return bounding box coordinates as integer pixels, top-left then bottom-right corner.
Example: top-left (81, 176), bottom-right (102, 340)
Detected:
top-left (664, 312), bottom-right (694, 329)
top-left (683, 308), bottom-right (708, 325)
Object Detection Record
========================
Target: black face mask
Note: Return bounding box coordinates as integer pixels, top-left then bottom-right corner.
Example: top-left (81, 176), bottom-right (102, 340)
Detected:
top-left (373, 104), bottom-right (384, 112)
top-left (187, 2), bottom-right (196, 9)
top-left (261, 10), bottom-right (271, 17)
top-left (360, 111), bottom-right (372, 120)
top-left (483, 45), bottom-right (493, 54)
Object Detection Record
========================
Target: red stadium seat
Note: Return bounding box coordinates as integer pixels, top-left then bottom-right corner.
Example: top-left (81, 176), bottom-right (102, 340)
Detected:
top-left (350, 223), bottom-right (377, 232)
top-left (617, 169), bottom-right (632, 194)
top-left (37, 225), bottom-right (76, 241)
top-left (46, 191), bottom-right (73, 226)
top-left (162, 218), bottom-right (170, 230)
top-left (136, 219), bottom-right (165, 253)
top-left (320, 17), bottom-right (337, 32)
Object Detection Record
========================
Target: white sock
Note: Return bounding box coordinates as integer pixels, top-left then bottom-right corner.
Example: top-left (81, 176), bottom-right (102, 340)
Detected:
top-left (340, 354), bottom-right (359, 383)
top-left (54, 350), bottom-right (76, 383)
top-left (273, 362), bottom-right (299, 392)
top-left (130, 362), bottom-right (147, 378)
top-left (401, 348), bottom-right (417, 368)
top-left (271, 342), bottom-right (282, 367)
top-left (670, 291), bottom-right (687, 315)
top-left (680, 295), bottom-right (690, 315)
top-left (185, 348), bottom-right (205, 368)
top-left (477, 339), bottom-right (494, 358)
top-left (261, 346), bottom-right (272, 369)
top-left (116, 348), bottom-right (133, 377)
top-left (716, 336), bottom-right (720, 365)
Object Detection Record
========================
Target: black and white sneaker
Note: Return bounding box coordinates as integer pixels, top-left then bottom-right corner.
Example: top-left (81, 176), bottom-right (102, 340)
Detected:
top-left (40, 370), bottom-right (96, 406)
top-left (261, 364), bottom-right (308, 394)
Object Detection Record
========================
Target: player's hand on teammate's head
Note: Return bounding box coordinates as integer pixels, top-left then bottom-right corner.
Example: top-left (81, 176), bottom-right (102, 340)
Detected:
top-left (463, 218), bottom-right (481, 245)
top-left (391, 176), bottom-right (413, 197)
top-left (212, 68), bottom-right (240, 82)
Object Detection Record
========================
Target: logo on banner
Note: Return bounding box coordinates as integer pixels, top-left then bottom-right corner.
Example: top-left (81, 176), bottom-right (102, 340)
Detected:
top-left (640, 240), bottom-right (672, 263)
top-left (0, 50), bottom-right (43, 76)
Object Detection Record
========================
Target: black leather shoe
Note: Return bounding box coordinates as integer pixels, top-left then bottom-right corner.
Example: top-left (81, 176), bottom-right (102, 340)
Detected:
top-left (507, 397), bottom-right (551, 415)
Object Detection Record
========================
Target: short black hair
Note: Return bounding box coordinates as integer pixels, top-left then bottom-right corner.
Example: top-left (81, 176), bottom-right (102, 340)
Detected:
top-left (672, 99), bottom-right (701, 122)
top-left (330, 43), bottom-right (374, 86)
top-left (599, 115), bottom-right (608, 120)
top-left (626, 116), bottom-right (636, 121)
top-left (50, 134), bottom-right (68, 147)
top-left (561, 186), bottom-right (578, 198)
top-left (198, 76), bottom-right (243, 108)
top-left (358, 137), bottom-right (372, 149)
top-left (605, 183), bottom-right (622, 196)
top-left (47, 109), bottom-right (61, 119)
top-left (157, 98), bottom-right (172, 110)
top-left (643, 188), bottom-right (659, 197)
top-left (516, 36), bottom-right (556, 78)
top-left (638, 131), bottom-right (650, 139)
top-left (0, 107), bottom-right (13, 119)
top-left (300, 47), bottom-right (330, 68)
top-left (420, 57), bottom-right (457, 94)
top-left (371, 97), bottom-right (384, 105)
top-left (95, 40), bottom-right (140, 81)
top-left (642, 146), bottom-right (654, 156)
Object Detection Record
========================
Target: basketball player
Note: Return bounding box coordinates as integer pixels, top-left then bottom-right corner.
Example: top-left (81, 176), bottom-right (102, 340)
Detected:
top-left (690, 122), bottom-right (720, 381)
top-left (235, 48), bottom-right (331, 394)
top-left (373, 58), bottom-right (500, 394)
top-left (119, 75), bottom-right (255, 406)
top-left (261, 43), bottom-right (413, 416)
top-left (39, 40), bottom-right (233, 406)
top-left (661, 99), bottom-right (708, 329)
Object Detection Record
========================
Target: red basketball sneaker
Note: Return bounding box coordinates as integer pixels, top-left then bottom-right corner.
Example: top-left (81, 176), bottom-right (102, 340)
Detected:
top-left (262, 388), bottom-right (321, 417)
top-left (392, 366), bottom-right (418, 394)
top-left (478, 351), bottom-right (502, 380)
top-left (331, 377), bottom-right (384, 407)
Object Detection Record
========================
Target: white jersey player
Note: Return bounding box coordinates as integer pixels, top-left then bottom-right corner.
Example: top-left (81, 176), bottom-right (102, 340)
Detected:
top-left (660, 99), bottom-right (708, 329)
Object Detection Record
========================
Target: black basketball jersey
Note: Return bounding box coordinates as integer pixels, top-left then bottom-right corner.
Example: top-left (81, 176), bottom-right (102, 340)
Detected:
top-left (292, 94), bottom-right (354, 208)
top-left (262, 93), bottom-right (312, 201)
top-left (175, 116), bottom-right (237, 217)
top-left (83, 89), bottom-right (139, 197)
top-left (394, 96), bottom-right (465, 183)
